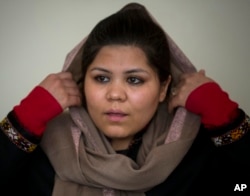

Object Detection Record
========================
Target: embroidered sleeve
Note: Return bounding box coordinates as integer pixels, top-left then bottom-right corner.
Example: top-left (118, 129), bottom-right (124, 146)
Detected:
top-left (210, 111), bottom-right (249, 147)
top-left (0, 112), bottom-right (40, 153)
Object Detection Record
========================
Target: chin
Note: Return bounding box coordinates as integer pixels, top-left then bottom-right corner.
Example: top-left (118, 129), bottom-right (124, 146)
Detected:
top-left (105, 133), bottom-right (128, 140)
top-left (102, 131), bottom-right (131, 140)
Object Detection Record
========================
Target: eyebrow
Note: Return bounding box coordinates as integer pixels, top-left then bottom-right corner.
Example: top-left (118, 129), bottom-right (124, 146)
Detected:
top-left (90, 67), bottom-right (150, 75)
top-left (90, 67), bottom-right (111, 73)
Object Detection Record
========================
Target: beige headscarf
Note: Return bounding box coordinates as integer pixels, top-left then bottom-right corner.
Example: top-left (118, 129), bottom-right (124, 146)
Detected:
top-left (41, 3), bottom-right (200, 196)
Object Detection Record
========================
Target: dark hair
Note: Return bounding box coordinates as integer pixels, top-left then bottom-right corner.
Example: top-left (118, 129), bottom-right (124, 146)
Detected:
top-left (81, 3), bottom-right (171, 83)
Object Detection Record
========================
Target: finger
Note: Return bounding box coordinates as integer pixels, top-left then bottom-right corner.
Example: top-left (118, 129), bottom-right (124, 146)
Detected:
top-left (58, 83), bottom-right (82, 107)
top-left (65, 95), bottom-right (82, 107)
top-left (198, 69), bottom-right (206, 75)
top-left (62, 78), bottom-right (78, 88)
top-left (168, 83), bottom-right (190, 113)
top-left (65, 86), bottom-right (82, 97)
top-left (39, 73), bottom-right (70, 89)
top-left (57, 90), bottom-right (82, 109)
top-left (57, 73), bottom-right (80, 92)
top-left (57, 71), bottom-right (74, 80)
top-left (168, 86), bottom-right (180, 113)
top-left (62, 79), bottom-right (81, 97)
top-left (39, 73), bottom-right (81, 108)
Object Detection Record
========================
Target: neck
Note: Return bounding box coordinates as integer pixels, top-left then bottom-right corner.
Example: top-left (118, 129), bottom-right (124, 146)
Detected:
top-left (111, 136), bottom-right (134, 151)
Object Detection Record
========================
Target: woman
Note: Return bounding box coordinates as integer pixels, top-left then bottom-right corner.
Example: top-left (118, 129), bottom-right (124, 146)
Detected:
top-left (0, 3), bottom-right (249, 196)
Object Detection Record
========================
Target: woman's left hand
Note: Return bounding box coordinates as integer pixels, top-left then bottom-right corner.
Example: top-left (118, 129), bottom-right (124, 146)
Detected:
top-left (168, 69), bottom-right (214, 113)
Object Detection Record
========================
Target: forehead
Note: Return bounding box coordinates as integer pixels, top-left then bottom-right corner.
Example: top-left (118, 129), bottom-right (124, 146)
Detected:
top-left (90, 45), bottom-right (151, 69)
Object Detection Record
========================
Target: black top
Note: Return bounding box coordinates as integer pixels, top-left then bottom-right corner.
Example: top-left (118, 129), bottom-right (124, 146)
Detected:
top-left (1, 111), bottom-right (250, 196)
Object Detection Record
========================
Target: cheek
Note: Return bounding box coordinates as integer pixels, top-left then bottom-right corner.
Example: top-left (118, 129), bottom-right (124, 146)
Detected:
top-left (84, 82), bottom-right (103, 108)
top-left (129, 87), bottom-right (160, 110)
top-left (129, 89), bottom-right (160, 131)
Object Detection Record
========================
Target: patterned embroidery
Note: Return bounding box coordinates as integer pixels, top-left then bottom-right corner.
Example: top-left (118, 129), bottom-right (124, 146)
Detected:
top-left (211, 114), bottom-right (250, 147)
top-left (0, 117), bottom-right (37, 153)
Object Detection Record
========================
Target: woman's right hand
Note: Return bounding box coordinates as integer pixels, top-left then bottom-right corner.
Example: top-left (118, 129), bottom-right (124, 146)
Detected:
top-left (39, 72), bottom-right (82, 110)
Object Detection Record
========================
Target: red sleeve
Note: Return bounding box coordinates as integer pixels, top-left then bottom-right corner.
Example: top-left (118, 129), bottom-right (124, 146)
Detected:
top-left (13, 86), bottom-right (62, 137)
top-left (185, 82), bottom-right (239, 129)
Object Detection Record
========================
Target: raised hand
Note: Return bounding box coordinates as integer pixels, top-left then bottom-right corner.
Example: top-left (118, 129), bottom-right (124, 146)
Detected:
top-left (39, 72), bottom-right (82, 110)
top-left (168, 70), bottom-right (214, 113)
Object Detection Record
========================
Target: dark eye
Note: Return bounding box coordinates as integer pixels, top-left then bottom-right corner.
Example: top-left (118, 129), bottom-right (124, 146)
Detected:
top-left (127, 77), bottom-right (143, 85)
top-left (95, 75), bottom-right (109, 83)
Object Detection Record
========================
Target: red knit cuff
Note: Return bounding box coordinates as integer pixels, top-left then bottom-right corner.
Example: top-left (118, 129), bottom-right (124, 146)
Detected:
top-left (185, 82), bottom-right (238, 128)
top-left (13, 86), bottom-right (62, 137)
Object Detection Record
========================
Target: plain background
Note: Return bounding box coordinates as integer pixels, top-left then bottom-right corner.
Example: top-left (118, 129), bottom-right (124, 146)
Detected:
top-left (0, 0), bottom-right (249, 120)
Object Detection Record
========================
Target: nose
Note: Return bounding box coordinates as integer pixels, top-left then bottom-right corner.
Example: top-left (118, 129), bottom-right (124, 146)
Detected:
top-left (106, 81), bottom-right (127, 102)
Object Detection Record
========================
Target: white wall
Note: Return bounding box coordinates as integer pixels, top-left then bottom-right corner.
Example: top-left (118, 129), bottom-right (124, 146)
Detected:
top-left (0, 0), bottom-right (249, 119)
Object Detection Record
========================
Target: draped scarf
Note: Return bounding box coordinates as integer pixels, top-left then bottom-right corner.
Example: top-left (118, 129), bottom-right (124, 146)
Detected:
top-left (41, 4), bottom-right (200, 196)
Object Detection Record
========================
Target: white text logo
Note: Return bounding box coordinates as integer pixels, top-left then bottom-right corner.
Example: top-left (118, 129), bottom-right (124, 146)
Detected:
top-left (234, 184), bottom-right (247, 191)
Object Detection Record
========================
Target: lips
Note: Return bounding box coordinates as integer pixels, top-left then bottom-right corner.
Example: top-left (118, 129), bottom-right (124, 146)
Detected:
top-left (104, 110), bottom-right (128, 122)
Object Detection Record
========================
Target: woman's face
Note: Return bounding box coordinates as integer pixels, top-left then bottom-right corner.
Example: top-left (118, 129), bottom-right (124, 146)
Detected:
top-left (84, 45), bottom-right (170, 150)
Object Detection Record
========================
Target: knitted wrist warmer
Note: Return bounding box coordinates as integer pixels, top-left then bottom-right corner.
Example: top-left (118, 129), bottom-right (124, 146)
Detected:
top-left (185, 82), bottom-right (238, 128)
top-left (13, 86), bottom-right (62, 137)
